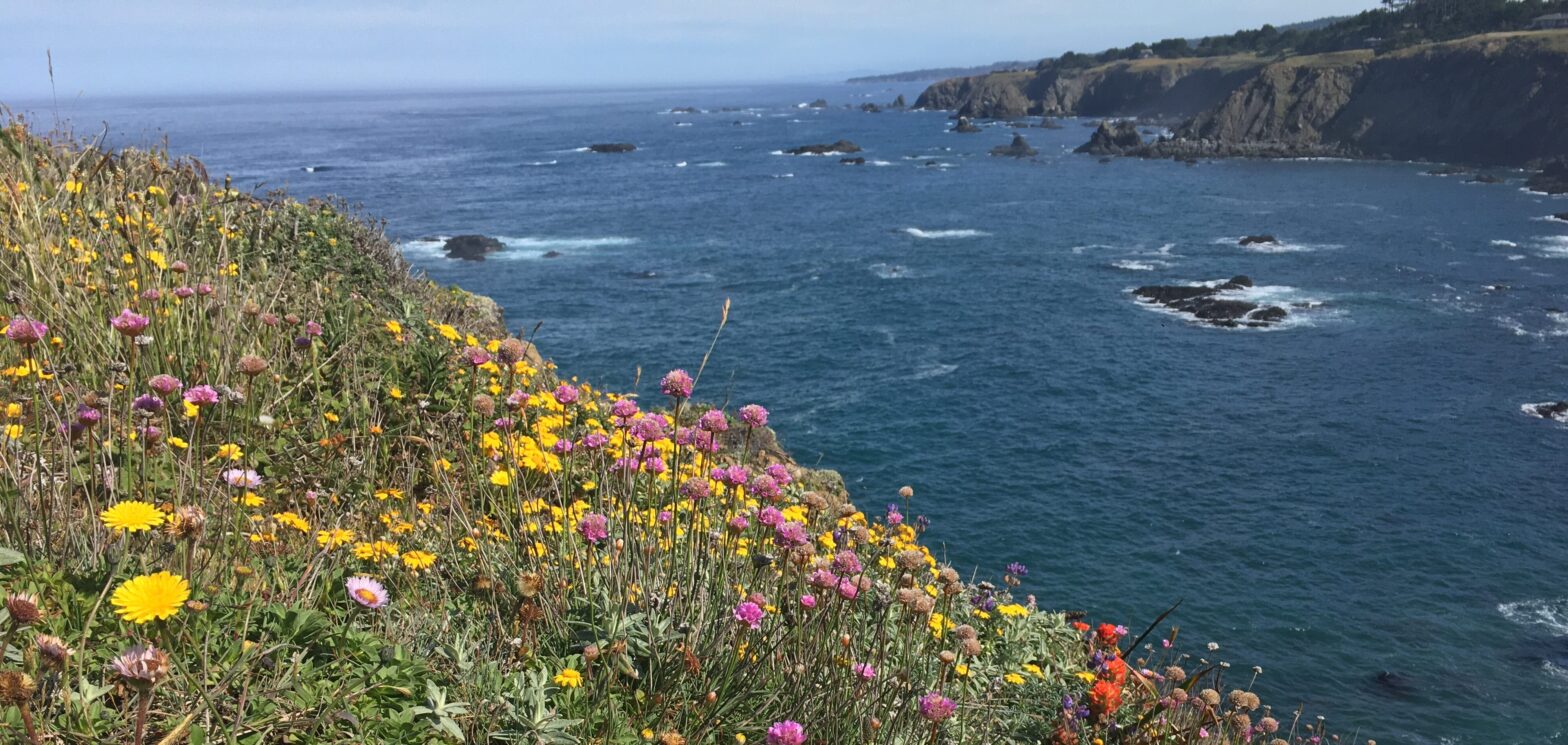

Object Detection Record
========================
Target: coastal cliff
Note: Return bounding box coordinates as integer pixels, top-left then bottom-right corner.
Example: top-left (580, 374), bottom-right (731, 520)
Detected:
top-left (919, 31), bottom-right (1568, 166)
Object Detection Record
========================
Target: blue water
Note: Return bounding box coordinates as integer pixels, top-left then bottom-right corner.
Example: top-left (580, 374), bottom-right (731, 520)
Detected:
top-left (19, 84), bottom-right (1568, 744)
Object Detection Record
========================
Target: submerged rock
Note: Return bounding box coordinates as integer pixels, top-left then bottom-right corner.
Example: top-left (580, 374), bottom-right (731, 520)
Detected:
top-left (989, 134), bottom-right (1038, 158)
top-left (1466, 174), bottom-right (1504, 184)
top-left (443, 235), bottom-right (504, 261)
top-left (587, 143), bottom-right (636, 153)
top-left (541, 250), bottom-right (562, 259)
top-left (1523, 401), bottom-right (1568, 423)
top-left (1039, 117), bottom-right (1064, 129)
top-left (860, 103), bottom-right (882, 113)
top-left (1553, 212), bottom-right (1568, 222)
top-left (668, 106), bottom-right (699, 114)
top-left (1239, 234), bottom-right (1279, 247)
top-left (1426, 165), bottom-right (1469, 176)
top-left (784, 140), bottom-right (862, 155)
top-left (1133, 275), bottom-right (1289, 328)
top-left (840, 157), bottom-right (866, 165)
top-left (952, 117), bottom-right (982, 134)
top-left (807, 98), bottom-right (829, 109)
top-left (1074, 120), bottom-right (1143, 155)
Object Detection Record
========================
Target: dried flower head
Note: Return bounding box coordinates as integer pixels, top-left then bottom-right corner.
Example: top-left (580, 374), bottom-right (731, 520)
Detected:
top-left (34, 634), bottom-right (73, 668)
top-left (4, 592), bottom-right (41, 627)
top-left (237, 354), bottom-right (269, 377)
top-left (165, 505), bottom-right (207, 541)
top-left (0, 670), bottom-right (36, 706)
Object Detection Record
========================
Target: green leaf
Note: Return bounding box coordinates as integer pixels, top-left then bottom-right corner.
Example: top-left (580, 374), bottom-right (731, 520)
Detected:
top-left (0, 547), bottom-right (24, 567)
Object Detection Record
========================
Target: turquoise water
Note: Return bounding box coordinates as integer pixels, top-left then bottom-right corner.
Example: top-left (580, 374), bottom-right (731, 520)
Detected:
top-left (25, 83), bottom-right (1568, 744)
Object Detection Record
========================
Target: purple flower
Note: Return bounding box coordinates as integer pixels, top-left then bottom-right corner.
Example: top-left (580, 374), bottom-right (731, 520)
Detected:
top-left (733, 600), bottom-right (765, 630)
top-left (679, 477), bottom-right (710, 500)
top-left (836, 577), bottom-right (861, 600)
top-left (195, 283), bottom-right (214, 296)
top-left (765, 721), bottom-right (805, 745)
top-left (807, 569), bottom-right (836, 589)
top-left (578, 513), bottom-right (609, 544)
top-left (757, 506), bottom-right (784, 527)
top-left (581, 433), bottom-right (608, 450)
top-left (748, 475), bottom-right (780, 500)
top-left (800, 594), bottom-right (817, 609)
top-left (773, 521), bottom-right (809, 549)
top-left (659, 369), bottom-right (694, 399)
top-left (76, 405), bottom-right (102, 426)
top-left (553, 384), bottom-right (579, 406)
top-left (138, 425), bottom-right (163, 444)
top-left (222, 468), bottom-right (262, 488)
top-left (460, 346), bottom-right (492, 367)
top-left (149, 374), bottom-right (183, 396)
top-left (305, 321), bottom-right (323, 337)
top-left (345, 576), bottom-right (388, 609)
top-left (657, 510), bottom-right (673, 524)
top-left (641, 456), bottom-right (666, 475)
top-left (110, 308), bottom-right (151, 337)
top-left (1006, 562), bottom-right (1028, 577)
top-left (852, 662), bottom-right (876, 680)
top-left (173, 287), bottom-right (195, 299)
top-left (610, 398), bottom-right (639, 422)
top-left (918, 692), bottom-right (956, 723)
top-left (727, 515), bottom-right (749, 532)
top-left (184, 385), bottom-right (220, 406)
top-left (739, 404), bottom-right (768, 428)
top-left (5, 316), bottom-right (47, 345)
top-left (831, 550), bottom-right (863, 576)
top-left (697, 409), bottom-right (728, 433)
top-left (724, 465), bottom-right (749, 487)
top-left (140, 289), bottom-right (161, 302)
top-left (493, 417), bottom-right (515, 431)
top-left (764, 463), bottom-right (792, 485)
top-left (611, 456), bottom-right (640, 473)
top-left (506, 389), bottom-right (529, 408)
top-left (552, 439), bottom-right (574, 455)
top-left (631, 416), bottom-right (666, 443)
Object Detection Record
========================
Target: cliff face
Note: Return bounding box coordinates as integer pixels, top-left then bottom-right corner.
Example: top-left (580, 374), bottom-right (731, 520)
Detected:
top-left (921, 31), bottom-right (1568, 166)
top-left (1174, 33), bottom-right (1568, 165)
top-left (915, 56), bottom-right (1266, 120)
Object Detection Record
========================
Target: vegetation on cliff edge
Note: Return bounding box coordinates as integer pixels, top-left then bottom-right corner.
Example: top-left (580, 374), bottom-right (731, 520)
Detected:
top-left (0, 118), bottom-right (1343, 744)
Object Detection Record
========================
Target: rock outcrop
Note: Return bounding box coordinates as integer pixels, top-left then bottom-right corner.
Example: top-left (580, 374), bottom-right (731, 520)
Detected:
top-left (1239, 235), bottom-right (1278, 247)
top-left (1523, 401), bottom-right (1568, 423)
top-left (1132, 276), bottom-right (1289, 328)
top-left (860, 103), bottom-right (882, 113)
top-left (807, 98), bottom-right (829, 109)
top-left (1529, 159), bottom-right (1568, 194)
top-left (442, 235), bottom-right (504, 261)
top-left (990, 134), bottom-right (1039, 158)
top-left (588, 143), bottom-right (636, 153)
top-left (952, 117), bottom-right (982, 133)
top-left (1074, 121), bottom-right (1143, 155)
top-left (891, 94), bottom-right (907, 109)
top-left (920, 31), bottom-right (1568, 166)
top-left (783, 140), bottom-right (862, 155)
top-left (840, 157), bottom-right (866, 165)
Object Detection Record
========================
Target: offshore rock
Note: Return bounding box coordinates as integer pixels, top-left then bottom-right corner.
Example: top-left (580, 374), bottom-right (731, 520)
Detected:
top-left (1074, 120), bottom-right (1143, 155)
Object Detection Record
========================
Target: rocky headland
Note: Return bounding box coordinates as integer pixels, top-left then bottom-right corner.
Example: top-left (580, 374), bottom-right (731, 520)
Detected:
top-left (918, 31), bottom-right (1568, 168)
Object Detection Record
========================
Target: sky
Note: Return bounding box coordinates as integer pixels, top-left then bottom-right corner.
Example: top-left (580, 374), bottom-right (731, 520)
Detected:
top-left (1, 0), bottom-right (1378, 99)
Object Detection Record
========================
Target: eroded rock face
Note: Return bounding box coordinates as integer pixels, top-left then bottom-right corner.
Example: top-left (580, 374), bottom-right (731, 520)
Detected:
top-left (989, 134), bottom-right (1039, 158)
top-left (443, 235), bottom-right (504, 261)
top-left (783, 140), bottom-right (862, 155)
top-left (588, 143), bottom-right (636, 153)
top-left (1529, 159), bottom-right (1568, 195)
top-left (1074, 120), bottom-right (1143, 155)
top-left (1132, 275), bottom-right (1290, 328)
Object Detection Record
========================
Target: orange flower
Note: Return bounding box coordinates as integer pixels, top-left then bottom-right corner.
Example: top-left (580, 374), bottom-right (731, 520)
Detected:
top-left (1101, 655), bottom-right (1128, 686)
top-left (1088, 679), bottom-right (1122, 717)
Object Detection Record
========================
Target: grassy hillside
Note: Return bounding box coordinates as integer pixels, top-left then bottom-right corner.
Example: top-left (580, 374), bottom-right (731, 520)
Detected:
top-left (0, 119), bottom-right (1325, 744)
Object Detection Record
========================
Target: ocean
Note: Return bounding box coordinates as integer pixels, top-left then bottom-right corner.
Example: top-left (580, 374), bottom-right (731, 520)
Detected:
top-left (21, 82), bottom-right (1568, 744)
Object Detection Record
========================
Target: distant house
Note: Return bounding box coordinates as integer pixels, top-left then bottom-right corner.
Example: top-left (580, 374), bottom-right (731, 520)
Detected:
top-left (1136, 49), bottom-right (1156, 59)
top-left (1530, 13), bottom-right (1568, 29)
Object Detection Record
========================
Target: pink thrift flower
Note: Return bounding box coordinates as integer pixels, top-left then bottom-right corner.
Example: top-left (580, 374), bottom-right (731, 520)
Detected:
top-left (578, 513), bottom-right (609, 544)
top-left (733, 601), bottom-right (764, 630)
top-left (184, 385), bottom-right (220, 406)
top-left (553, 384), bottom-right (579, 406)
top-left (149, 374), bottom-right (183, 396)
top-left (765, 721), bottom-right (805, 745)
top-left (110, 308), bottom-right (151, 337)
top-left (918, 692), bottom-right (956, 723)
top-left (739, 403), bottom-right (768, 428)
top-left (5, 316), bottom-right (47, 345)
top-left (799, 594), bottom-right (817, 609)
top-left (659, 369), bottom-right (693, 399)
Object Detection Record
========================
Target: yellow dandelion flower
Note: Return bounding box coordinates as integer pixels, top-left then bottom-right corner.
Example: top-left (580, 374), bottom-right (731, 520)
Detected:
top-left (111, 572), bottom-right (190, 624)
top-left (384, 320), bottom-right (403, 335)
top-left (554, 668), bottom-right (583, 688)
top-left (1004, 672), bottom-right (1026, 685)
top-left (316, 528), bottom-right (355, 549)
top-left (3, 424), bottom-right (22, 440)
top-left (272, 511), bottom-right (310, 533)
top-left (401, 550), bottom-right (436, 571)
top-left (489, 470), bottom-right (512, 487)
top-left (101, 501), bottom-right (166, 533)
top-left (214, 443), bottom-right (244, 460)
top-left (167, 436), bottom-right (189, 449)
top-left (998, 603), bottom-right (1029, 618)
top-left (388, 386), bottom-right (404, 399)
top-left (4, 403), bottom-right (21, 418)
top-left (954, 663), bottom-right (971, 678)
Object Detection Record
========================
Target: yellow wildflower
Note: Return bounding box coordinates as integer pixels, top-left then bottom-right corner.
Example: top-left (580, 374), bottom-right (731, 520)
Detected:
top-left (553, 668), bottom-right (583, 688)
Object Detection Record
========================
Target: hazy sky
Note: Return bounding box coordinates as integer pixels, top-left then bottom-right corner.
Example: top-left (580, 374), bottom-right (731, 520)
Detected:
top-left (2, 1), bottom-right (1376, 98)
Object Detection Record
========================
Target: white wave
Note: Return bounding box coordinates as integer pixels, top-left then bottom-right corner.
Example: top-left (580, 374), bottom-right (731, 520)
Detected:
top-left (1136, 280), bottom-right (1341, 330)
top-left (1542, 214), bottom-right (1568, 224)
top-left (869, 262), bottom-right (915, 279)
top-left (869, 160), bottom-right (894, 166)
top-left (1521, 402), bottom-right (1568, 423)
top-left (902, 228), bottom-right (988, 240)
top-left (675, 161), bottom-right (688, 168)
top-left (675, 122), bottom-right (693, 127)
top-left (771, 173), bottom-right (794, 179)
top-left (1499, 598), bottom-right (1568, 635)
top-left (1111, 260), bottom-right (1158, 271)
top-left (695, 161), bottom-right (727, 167)
top-left (911, 363), bottom-right (958, 380)
top-left (1497, 312), bottom-right (1568, 339)
top-left (569, 147), bottom-right (591, 153)
top-left (1536, 235), bottom-right (1568, 258)
top-left (398, 238), bottom-right (448, 259)
top-left (769, 150), bottom-right (785, 155)
top-left (1491, 240), bottom-right (1519, 248)
top-left (524, 160), bottom-right (558, 167)
top-left (901, 155), bottom-right (949, 161)
top-left (1509, 254), bottom-right (1527, 261)
top-left (1543, 660), bottom-right (1568, 686)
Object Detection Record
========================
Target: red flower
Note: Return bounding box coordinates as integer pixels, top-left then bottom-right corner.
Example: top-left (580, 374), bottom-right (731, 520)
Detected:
top-left (1071, 621), bottom-right (1090, 632)
top-left (1088, 679), bottom-right (1123, 717)
top-left (1095, 623), bottom-right (1121, 649)
top-left (1101, 655), bottom-right (1128, 686)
